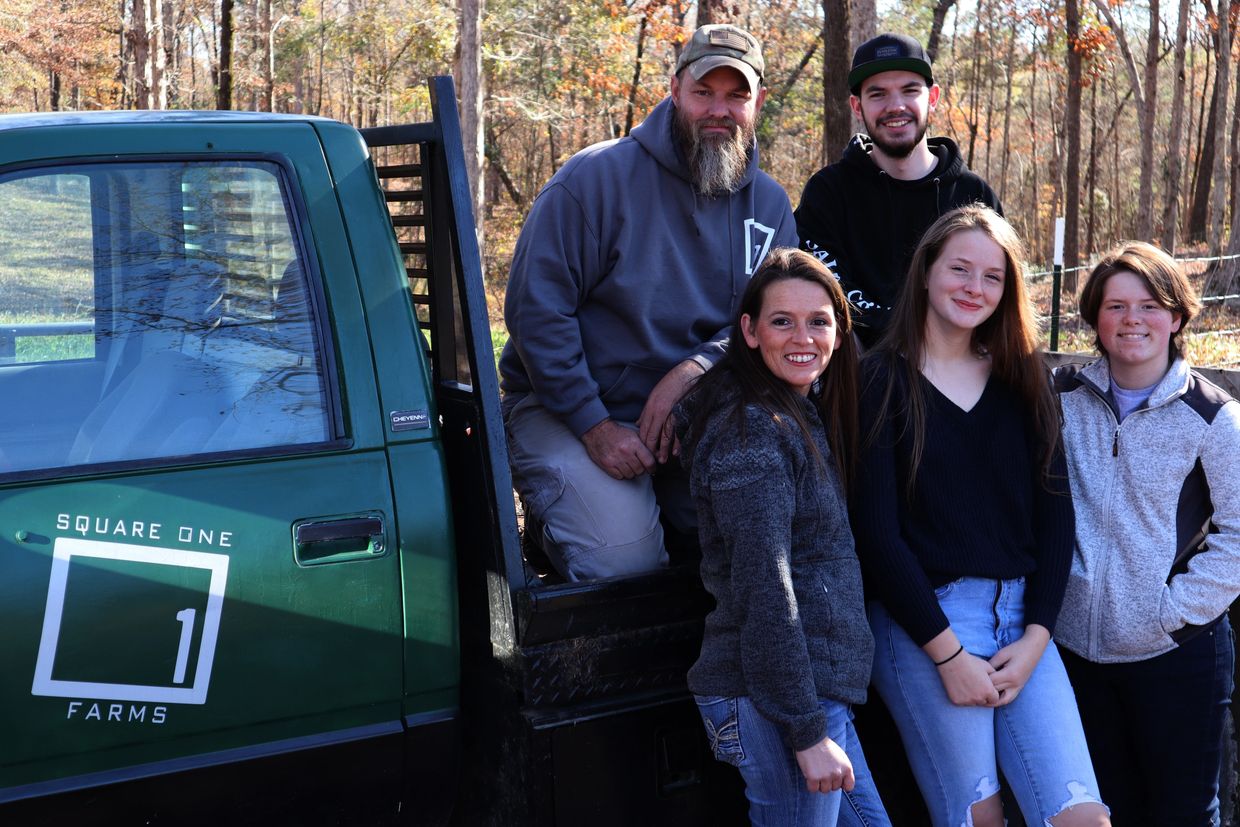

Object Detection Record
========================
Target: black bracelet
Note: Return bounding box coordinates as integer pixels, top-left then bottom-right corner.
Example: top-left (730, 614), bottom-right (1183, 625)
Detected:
top-left (934, 645), bottom-right (965, 666)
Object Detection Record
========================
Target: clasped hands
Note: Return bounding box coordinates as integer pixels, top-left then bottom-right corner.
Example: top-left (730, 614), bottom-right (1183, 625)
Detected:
top-left (933, 624), bottom-right (1051, 708)
top-left (581, 360), bottom-right (704, 480)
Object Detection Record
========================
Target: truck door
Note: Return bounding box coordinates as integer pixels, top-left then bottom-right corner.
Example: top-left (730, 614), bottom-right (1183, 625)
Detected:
top-left (0, 123), bottom-right (406, 816)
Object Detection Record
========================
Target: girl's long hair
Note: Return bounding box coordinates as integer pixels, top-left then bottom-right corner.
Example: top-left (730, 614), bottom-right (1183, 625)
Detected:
top-left (681, 247), bottom-right (860, 489)
top-left (864, 205), bottom-right (1060, 490)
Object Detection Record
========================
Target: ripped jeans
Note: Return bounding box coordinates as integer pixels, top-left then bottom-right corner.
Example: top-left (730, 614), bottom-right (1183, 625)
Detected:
top-left (869, 577), bottom-right (1106, 827)
top-left (695, 695), bottom-right (891, 827)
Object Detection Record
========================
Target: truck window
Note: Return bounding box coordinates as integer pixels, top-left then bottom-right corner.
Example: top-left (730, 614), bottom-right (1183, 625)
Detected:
top-left (0, 160), bottom-right (333, 475)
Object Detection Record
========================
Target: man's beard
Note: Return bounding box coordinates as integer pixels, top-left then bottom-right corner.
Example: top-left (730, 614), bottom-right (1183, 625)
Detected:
top-left (673, 108), bottom-right (754, 197)
top-left (863, 110), bottom-right (929, 159)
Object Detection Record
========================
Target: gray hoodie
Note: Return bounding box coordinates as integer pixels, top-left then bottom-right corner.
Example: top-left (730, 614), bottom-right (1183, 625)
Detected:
top-left (1055, 357), bottom-right (1240, 663)
top-left (499, 97), bottom-right (797, 436)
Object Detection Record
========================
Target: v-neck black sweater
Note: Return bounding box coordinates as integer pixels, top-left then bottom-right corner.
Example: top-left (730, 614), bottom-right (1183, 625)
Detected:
top-left (852, 355), bottom-right (1074, 646)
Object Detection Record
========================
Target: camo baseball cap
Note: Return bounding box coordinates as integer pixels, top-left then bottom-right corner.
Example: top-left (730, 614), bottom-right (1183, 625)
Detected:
top-left (675, 24), bottom-right (765, 95)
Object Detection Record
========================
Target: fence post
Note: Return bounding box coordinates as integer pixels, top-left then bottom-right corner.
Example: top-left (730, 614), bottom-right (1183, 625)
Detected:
top-left (1050, 217), bottom-right (1065, 352)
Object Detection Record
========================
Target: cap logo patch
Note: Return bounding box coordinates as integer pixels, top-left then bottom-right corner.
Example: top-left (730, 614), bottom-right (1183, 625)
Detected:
top-left (709, 30), bottom-right (750, 51)
top-left (875, 46), bottom-right (900, 58)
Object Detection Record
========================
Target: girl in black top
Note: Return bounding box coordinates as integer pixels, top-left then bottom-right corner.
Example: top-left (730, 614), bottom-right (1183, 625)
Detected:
top-left (851, 207), bottom-right (1109, 827)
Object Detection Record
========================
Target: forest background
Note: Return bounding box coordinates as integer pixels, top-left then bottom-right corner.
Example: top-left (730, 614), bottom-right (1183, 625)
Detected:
top-left (3, 0), bottom-right (1240, 365)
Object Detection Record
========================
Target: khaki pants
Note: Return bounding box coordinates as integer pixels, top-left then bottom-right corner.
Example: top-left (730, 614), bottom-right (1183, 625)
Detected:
top-left (505, 394), bottom-right (682, 581)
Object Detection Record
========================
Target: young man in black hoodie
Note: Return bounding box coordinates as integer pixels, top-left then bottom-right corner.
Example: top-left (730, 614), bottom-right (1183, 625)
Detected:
top-left (795, 33), bottom-right (1001, 348)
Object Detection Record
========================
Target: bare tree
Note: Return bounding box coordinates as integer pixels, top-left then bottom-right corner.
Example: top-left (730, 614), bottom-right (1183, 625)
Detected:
top-left (624, 13), bottom-right (647, 136)
top-left (217, 0), bottom-right (234, 109)
top-left (130, 0), bottom-right (167, 109)
top-left (1206, 0), bottom-right (1230, 253)
top-left (1188, 45), bottom-right (1218, 242)
top-left (1139, 0), bottom-right (1160, 238)
top-left (1065, 0), bottom-right (1083, 278)
top-left (851, 0), bottom-right (875, 50)
top-left (822, 0), bottom-right (853, 163)
top-left (1092, 0), bottom-right (1156, 239)
top-left (698, 0), bottom-right (747, 25)
top-left (259, 0), bottom-right (272, 112)
top-left (1160, 0), bottom-right (1193, 250)
top-left (456, 0), bottom-right (486, 238)
top-left (926, 0), bottom-right (958, 63)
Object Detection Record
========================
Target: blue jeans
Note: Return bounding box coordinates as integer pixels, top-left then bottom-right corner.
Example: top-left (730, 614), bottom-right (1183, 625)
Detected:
top-left (869, 577), bottom-right (1105, 827)
top-left (1060, 615), bottom-right (1235, 827)
top-left (695, 695), bottom-right (891, 826)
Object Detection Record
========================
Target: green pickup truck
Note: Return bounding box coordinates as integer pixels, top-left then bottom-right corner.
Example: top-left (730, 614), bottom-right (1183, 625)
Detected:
top-left (0, 77), bottom-right (742, 824)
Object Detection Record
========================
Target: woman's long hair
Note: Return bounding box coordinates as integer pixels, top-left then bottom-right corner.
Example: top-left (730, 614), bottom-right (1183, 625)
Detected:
top-left (864, 205), bottom-right (1060, 489)
top-left (681, 248), bottom-right (860, 488)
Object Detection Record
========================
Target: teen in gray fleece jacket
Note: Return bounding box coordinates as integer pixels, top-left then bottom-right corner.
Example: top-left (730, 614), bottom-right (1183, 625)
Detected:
top-left (1054, 241), bottom-right (1240, 826)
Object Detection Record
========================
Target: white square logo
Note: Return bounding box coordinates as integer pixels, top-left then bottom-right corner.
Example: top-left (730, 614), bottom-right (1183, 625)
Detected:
top-left (31, 538), bottom-right (229, 705)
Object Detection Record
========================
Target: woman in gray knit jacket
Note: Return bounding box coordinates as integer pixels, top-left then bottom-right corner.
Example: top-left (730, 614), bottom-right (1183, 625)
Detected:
top-left (677, 249), bottom-right (887, 826)
top-left (1054, 242), bottom-right (1240, 826)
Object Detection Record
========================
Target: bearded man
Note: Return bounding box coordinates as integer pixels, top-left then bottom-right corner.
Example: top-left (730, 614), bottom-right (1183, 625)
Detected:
top-left (500, 24), bottom-right (796, 581)
top-left (795, 33), bottom-right (1002, 348)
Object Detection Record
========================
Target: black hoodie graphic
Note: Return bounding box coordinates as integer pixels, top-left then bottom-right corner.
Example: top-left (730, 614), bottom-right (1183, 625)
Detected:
top-left (794, 134), bottom-right (1001, 347)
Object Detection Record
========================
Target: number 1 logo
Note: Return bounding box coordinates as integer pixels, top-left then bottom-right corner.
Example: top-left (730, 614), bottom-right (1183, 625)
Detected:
top-left (31, 538), bottom-right (229, 705)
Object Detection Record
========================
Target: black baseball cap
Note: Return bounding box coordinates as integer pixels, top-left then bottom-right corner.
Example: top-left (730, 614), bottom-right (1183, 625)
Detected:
top-left (848, 33), bottom-right (934, 94)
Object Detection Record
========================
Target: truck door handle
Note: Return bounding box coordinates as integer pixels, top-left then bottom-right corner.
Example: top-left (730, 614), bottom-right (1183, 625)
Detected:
top-left (294, 514), bottom-right (386, 566)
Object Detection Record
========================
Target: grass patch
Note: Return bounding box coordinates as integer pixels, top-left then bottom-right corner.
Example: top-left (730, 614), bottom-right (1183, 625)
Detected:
top-left (16, 334), bottom-right (93, 363)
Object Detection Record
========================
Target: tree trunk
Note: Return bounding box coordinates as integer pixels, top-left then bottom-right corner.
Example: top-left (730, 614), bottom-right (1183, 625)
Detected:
top-left (217, 0), bottom-right (234, 110)
top-left (1092, 0), bottom-right (1148, 238)
top-left (998, 26), bottom-right (1015, 203)
top-left (117, 0), bottom-right (129, 108)
top-left (1064, 0), bottom-right (1083, 280)
top-left (163, 0), bottom-right (177, 107)
top-left (261, 0), bottom-right (273, 112)
top-left (926, 0), bottom-right (958, 63)
top-left (848, 0), bottom-right (873, 134)
top-left (850, 0), bottom-right (875, 50)
top-left (456, 0), bottom-right (486, 237)
top-left (1134, 0), bottom-right (1160, 238)
top-left (129, 0), bottom-right (165, 109)
top-left (1160, 0), bottom-right (1193, 250)
top-left (1087, 80), bottom-right (1099, 254)
top-left (964, 0), bottom-right (984, 169)
top-left (1190, 53), bottom-right (1219, 241)
top-left (698, 0), bottom-right (747, 25)
top-left (1222, 1), bottom-right (1240, 291)
top-left (1111, 79), bottom-right (1121, 240)
top-left (1029, 35), bottom-right (1042, 254)
top-left (822, 0), bottom-right (852, 164)
top-left (624, 15), bottom-right (647, 136)
top-left (1230, 8), bottom-right (1240, 244)
top-left (983, 10), bottom-right (996, 182)
top-left (1209, 0), bottom-right (1230, 254)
